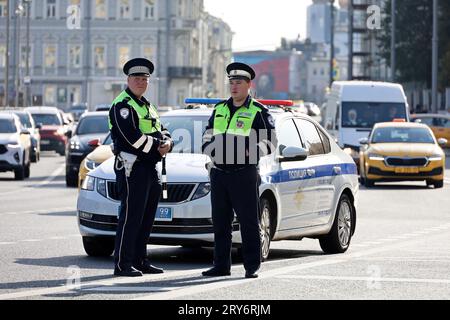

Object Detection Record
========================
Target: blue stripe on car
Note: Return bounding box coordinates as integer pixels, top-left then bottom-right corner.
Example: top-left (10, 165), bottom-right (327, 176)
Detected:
top-left (268, 163), bottom-right (357, 183)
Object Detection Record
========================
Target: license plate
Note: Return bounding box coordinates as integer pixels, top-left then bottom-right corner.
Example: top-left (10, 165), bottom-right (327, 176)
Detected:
top-left (395, 167), bottom-right (419, 174)
top-left (155, 207), bottom-right (172, 222)
top-left (41, 140), bottom-right (50, 145)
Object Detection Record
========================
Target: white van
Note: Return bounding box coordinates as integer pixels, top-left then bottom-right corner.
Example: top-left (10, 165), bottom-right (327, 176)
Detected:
top-left (323, 81), bottom-right (410, 163)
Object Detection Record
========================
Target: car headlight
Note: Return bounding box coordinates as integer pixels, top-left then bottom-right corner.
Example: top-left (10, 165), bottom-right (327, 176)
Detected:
top-left (97, 178), bottom-right (107, 198)
top-left (70, 141), bottom-right (80, 150)
top-left (84, 159), bottom-right (100, 171)
top-left (81, 176), bottom-right (95, 191)
top-left (428, 154), bottom-right (443, 161)
top-left (191, 182), bottom-right (211, 200)
top-left (368, 153), bottom-right (385, 161)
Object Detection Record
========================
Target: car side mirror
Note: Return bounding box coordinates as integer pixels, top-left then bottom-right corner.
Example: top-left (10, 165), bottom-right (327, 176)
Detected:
top-left (88, 138), bottom-right (101, 148)
top-left (437, 138), bottom-right (448, 147)
top-left (20, 129), bottom-right (30, 135)
top-left (359, 138), bottom-right (369, 145)
top-left (278, 146), bottom-right (308, 162)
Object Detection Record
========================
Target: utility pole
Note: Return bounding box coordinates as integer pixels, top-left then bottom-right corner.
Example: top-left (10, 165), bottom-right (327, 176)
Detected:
top-left (24, 0), bottom-right (31, 107)
top-left (329, 0), bottom-right (335, 87)
top-left (5, 0), bottom-right (10, 107)
top-left (431, 0), bottom-right (439, 113)
top-left (14, 1), bottom-right (24, 108)
top-left (391, 0), bottom-right (396, 82)
top-left (348, 0), bottom-right (353, 80)
top-left (83, 1), bottom-right (91, 106)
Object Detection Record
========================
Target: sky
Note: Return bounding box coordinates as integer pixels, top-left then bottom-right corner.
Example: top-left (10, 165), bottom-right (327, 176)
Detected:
top-left (204, 0), bottom-right (313, 52)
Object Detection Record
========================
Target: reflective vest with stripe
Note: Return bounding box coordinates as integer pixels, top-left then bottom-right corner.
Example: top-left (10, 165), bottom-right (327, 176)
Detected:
top-left (213, 100), bottom-right (261, 137)
top-left (109, 90), bottom-right (161, 134)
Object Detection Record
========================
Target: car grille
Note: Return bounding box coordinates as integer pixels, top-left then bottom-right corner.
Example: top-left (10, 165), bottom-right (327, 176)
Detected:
top-left (385, 157), bottom-right (428, 167)
top-left (0, 145), bottom-right (7, 155)
top-left (368, 167), bottom-right (443, 177)
top-left (107, 181), bottom-right (196, 203)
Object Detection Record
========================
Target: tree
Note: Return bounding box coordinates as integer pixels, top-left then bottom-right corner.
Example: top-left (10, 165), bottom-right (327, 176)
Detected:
top-left (379, 0), bottom-right (450, 89)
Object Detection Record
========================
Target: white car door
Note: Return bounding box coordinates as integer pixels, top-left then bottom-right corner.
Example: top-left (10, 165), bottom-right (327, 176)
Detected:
top-left (275, 118), bottom-right (316, 231)
top-left (294, 118), bottom-right (336, 227)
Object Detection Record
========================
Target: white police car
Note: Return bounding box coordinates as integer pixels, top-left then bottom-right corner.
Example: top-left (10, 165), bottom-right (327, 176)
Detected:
top-left (77, 104), bottom-right (358, 259)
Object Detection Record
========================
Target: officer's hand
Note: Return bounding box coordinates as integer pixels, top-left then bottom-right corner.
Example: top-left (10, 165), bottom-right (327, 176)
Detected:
top-left (158, 142), bottom-right (171, 156)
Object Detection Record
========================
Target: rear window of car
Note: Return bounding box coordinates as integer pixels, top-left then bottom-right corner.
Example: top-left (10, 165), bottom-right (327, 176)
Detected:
top-left (0, 119), bottom-right (17, 133)
top-left (75, 116), bottom-right (110, 135)
top-left (16, 113), bottom-right (32, 129)
top-left (31, 113), bottom-right (62, 126)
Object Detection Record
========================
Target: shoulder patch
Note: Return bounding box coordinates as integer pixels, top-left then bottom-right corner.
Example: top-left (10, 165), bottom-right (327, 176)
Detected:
top-left (120, 108), bottom-right (130, 119)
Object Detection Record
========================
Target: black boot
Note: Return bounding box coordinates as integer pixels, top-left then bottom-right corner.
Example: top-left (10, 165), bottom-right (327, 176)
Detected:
top-left (202, 267), bottom-right (231, 277)
top-left (135, 261), bottom-right (164, 274)
top-left (113, 266), bottom-right (143, 277)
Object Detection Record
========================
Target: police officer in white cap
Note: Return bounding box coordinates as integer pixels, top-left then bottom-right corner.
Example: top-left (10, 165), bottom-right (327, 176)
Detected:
top-left (109, 58), bottom-right (173, 277)
top-left (201, 62), bottom-right (277, 278)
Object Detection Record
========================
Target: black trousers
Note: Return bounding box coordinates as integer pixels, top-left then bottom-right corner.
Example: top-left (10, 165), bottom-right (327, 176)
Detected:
top-left (210, 165), bottom-right (261, 272)
top-left (114, 157), bottom-right (161, 271)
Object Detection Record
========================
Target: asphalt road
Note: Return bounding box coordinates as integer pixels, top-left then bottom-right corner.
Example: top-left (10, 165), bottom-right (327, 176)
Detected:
top-left (0, 151), bottom-right (449, 301)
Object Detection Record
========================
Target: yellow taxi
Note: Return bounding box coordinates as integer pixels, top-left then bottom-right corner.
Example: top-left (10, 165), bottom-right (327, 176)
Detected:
top-left (78, 133), bottom-right (114, 188)
top-left (411, 114), bottom-right (450, 148)
top-left (359, 122), bottom-right (447, 188)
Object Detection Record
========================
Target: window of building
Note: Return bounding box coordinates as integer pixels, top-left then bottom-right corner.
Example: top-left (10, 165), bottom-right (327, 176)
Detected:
top-left (119, 0), bottom-right (131, 19)
top-left (57, 87), bottom-right (67, 104)
top-left (143, 0), bottom-right (155, 19)
top-left (118, 46), bottom-right (130, 69)
top-left (44, 86), bottom-right (56, 105)
top-left (44, 45), bottom-right (57, 68)
top-left (20, 45), bottom-right (32, 68)
top-left (69, 45), bottom-right (82, 69)
top-left (177, 0), bottom-right (184, 16)
top-left (0, 0), bottom-right (7, 17)
top-left (142, 46), bottom-right (154, 61)
top-left (69, 0), bottom-right (81, 4)
top-left (69, 86), bottom-right (81, 105)
top-left (46, 0), bottom-right (57, 18)
top-left (95, 0), bottom-right (107, 19)
top-left (294, 119), bottom-right (325, 156)
top-left (0, 45), bottom-right (6, 67)
top-left (94, 46), bottom-right (106, 69)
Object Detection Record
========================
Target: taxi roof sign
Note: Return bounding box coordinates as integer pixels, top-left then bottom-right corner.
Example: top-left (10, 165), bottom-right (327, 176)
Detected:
top-left (185, 98), bottom-right (294, 107)
top-left (392, 118), bottom-right (407, 123)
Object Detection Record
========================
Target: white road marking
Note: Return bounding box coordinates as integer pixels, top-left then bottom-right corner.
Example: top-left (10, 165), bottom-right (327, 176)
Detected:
top-left (361, 241), bottom-right (383, 245)
top-left (0, 242), bottom-right (15, 245)
top-left (83, 286), bottom-right (181, 293)
top-left (0, 207), bottom-right (75, 216)
top-left (275, 275), bottom-right (450, 285)
top-left (19, 239), bottom-right (42, 242)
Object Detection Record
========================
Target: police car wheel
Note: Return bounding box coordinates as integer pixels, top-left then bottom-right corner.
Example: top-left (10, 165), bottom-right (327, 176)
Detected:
top-left (82, 236), bottom-right (115, 257)
top-left (319, 194), bottom-right (353, 254)
top-left (260, 198), bottom-right (272, 261)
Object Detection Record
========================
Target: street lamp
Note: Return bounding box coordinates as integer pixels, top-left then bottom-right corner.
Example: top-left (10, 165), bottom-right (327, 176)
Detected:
top-left (23, 0), bottom-right (31, 107)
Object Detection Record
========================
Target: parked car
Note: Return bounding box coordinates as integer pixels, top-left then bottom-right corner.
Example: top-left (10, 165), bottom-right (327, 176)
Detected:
top-left (65, 112), bottom-right (110, 187)
top-left (77, 107), bottom-right (358, 258)
top-left (69, 104), bottom-right (88, 121)
top-left (411, 113), bottom-right (450, 148)
top-left (359, 122), bottom-right (446, 188)
top-left (0, 109), bottom-right (41, 162)
top-left (94, 104), bottom-right (111, 112)
top-left (25, 106), bottom-right (68, 156)
top-left (0, 113), bottom-right (32, 180)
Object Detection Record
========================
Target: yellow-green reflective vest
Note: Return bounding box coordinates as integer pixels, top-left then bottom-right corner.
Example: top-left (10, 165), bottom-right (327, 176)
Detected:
top-left (109, 90), bottom-right (161, 134)
top-left (213, 100), bottom-right (261, 137)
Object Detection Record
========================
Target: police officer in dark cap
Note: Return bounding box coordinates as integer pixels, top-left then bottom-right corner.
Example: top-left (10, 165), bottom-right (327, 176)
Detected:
top-left (201, 62), bottom-right (277, 278)
top-left (109, 58), bottom-right (173, 277)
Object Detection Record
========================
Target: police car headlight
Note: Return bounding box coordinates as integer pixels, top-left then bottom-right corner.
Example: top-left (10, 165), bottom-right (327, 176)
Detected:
top-left (368, 153), bottom-right (385, 161)
top-left (192, 182), bottom-right (211, 200)
top-left (81, 176), bottom-right (95, 191)
top-left (70, 141), bottom-right (80, 150)
top-left (85, 159), bottom-right (99, 170)
top-left (97, 178), bottom-right (107, 198)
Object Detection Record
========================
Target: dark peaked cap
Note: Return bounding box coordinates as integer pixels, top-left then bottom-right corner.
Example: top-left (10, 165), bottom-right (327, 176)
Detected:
top-left (227, 62), bottom-right (256, 80)
top-left (123, 58), bottom-right (154, 76)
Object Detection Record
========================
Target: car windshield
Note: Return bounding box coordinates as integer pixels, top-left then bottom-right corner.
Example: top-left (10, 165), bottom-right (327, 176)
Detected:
top-left (15, 113), bottom-right (32, 129)
top-left (371, 127), bottom-right (435, 144)
top-left (75, 116), bottom-right (110, 135)
top-left (160, 115), bottom-right (210, 154)
top-left (342, 102), bottom-right (407, 129)
top-left (0, 119), bottom-right (17, 133)
top-left (31, 113), bottom-right (62, 126)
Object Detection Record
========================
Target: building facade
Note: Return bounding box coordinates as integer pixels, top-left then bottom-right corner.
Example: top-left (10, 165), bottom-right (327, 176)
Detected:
top-left (0, 0), bottom-right (232, 109)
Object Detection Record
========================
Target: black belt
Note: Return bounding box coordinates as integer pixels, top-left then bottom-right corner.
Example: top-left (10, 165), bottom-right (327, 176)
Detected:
top-left (213, 166), bottom-right (254, 174)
